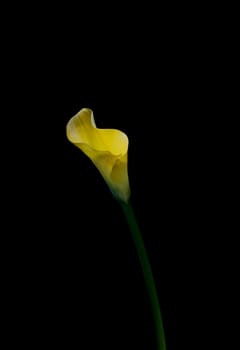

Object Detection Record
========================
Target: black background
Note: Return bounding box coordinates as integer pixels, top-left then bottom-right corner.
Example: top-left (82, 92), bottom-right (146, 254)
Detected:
top-left (2, 4), bottom-right (226, 349)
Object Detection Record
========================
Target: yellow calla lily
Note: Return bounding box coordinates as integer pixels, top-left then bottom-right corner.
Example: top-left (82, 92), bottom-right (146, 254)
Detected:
top-left (66, 108), bottom-right (130, 203)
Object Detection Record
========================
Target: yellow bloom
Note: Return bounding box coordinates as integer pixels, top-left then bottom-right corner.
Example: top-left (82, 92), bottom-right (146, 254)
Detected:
top-left (66, 108), bottom-right (130, 203)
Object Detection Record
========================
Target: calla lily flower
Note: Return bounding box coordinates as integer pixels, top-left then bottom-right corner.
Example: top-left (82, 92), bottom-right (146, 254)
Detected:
top-left (66, 108), bottom-right (130, 203)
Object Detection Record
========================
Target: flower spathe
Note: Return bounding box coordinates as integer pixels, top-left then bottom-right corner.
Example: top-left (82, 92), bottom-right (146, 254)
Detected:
top-left (66, 108), bottom-right (130, 203)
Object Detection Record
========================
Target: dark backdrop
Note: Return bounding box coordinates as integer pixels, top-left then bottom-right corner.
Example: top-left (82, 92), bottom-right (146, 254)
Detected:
top-left (3, 4), bottom-right (222, 350)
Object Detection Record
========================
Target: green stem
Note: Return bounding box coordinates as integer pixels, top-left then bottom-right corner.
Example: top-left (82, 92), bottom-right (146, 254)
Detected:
top-left (120, 201), bottom-right (167, 350)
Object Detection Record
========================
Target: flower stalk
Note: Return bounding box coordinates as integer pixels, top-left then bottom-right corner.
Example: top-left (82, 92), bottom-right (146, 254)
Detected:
top-left (120, 201), bottom-right (167, 350)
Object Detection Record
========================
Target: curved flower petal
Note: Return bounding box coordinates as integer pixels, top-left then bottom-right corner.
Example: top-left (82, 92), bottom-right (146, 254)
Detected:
top-left (66, 108), bottom-right (130, 203)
